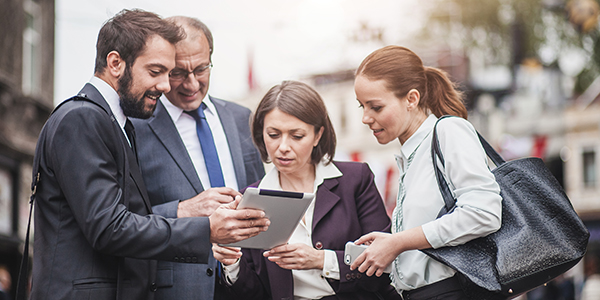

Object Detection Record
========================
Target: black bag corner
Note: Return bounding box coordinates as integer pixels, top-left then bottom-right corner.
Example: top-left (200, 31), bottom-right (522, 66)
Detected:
top-left (421, 116), bottom-right (590, 300)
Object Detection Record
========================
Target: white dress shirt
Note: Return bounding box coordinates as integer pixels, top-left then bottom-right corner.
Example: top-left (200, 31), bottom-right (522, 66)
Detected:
top-left (88, 76), bottom-right (130, 145)
top-left (392, 114), bottom-right (502, 292)
top-left (223, 161), bottom-right (343, 299)
top-left (160, 95), bottom-right (238, 191)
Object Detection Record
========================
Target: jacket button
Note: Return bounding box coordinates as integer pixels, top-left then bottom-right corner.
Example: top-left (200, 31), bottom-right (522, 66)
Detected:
top-left (186, 257), bottom-right (191, 263)
top-left (192, 257), bottom-right (198, 263)
top-left (174, 257), bottom-right (178, 262)
top-left (151, 282), bottom-right (157, 292)
top-left (346, 273), bottom-right (352, 281)
top-left (315, 241), bottom-right (323, 250)
top-left (206, 268), bottom-right (214, 276)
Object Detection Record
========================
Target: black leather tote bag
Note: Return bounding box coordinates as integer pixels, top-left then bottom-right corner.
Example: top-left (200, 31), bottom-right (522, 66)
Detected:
top-left (421, 116), bottom-right (590, 300)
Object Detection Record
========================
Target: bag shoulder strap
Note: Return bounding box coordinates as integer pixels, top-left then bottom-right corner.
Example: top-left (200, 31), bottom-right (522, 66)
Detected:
top-left (16, 94), bottom-right (108, 300)
top-left (431, 116), bottom-right (456, 217)
top-left (432, 115), bottom-right (505, 218)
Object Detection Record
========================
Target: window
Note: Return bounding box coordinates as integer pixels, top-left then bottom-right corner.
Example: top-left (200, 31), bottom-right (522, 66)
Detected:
top-left (583, 149), bottom-right (596, 188)
top-left (22, 0), bottom-right (42, 95)
top-left (0, 167), bottom-right (13, 236)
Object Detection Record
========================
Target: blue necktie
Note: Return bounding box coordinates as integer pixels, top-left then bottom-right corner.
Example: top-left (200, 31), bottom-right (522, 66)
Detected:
top-left (186, 103), bottom-right (225, 188)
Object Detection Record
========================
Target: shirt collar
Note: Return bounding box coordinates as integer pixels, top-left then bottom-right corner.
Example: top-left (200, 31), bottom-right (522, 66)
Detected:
top-left (399, 114), bottom-right (438, 160)
top-left (161, 93), bottom-right (215, 123)
top-left (258, 160), bottom-right (343, 191)
top-left (89, 76), bottom-right (127, 129)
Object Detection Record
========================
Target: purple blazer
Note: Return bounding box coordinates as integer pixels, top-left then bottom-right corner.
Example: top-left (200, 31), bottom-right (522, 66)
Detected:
top-left (222, 161), bottom-right (401, 300)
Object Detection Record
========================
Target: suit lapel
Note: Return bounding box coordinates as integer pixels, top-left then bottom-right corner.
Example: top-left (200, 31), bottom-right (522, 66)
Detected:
top-left (78, 84), bottom-right (154, 213)
top-left (148, 101), bottom-right (204, 193)
top-left (122, 131), bottom-right (153, 212)
top-left (211, 96), bottom-right (247, 189)
top-left (312, 178), bottom-right (341, 231)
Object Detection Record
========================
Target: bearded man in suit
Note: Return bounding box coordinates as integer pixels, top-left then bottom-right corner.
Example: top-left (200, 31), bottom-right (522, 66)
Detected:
top-left (30, 9), bottom-right (268, 300)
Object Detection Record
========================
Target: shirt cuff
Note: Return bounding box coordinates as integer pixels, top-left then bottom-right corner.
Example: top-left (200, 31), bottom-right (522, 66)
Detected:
top-left (422, 221), bottom-right (444, 249)
top-left (321, 249), bottom-right (340, 280)
top-left (222, 259), bottom-right (241, 285)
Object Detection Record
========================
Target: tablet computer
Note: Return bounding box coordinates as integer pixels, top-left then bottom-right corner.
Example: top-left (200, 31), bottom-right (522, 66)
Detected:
top-left (221, 187), bottom-right (315, 249)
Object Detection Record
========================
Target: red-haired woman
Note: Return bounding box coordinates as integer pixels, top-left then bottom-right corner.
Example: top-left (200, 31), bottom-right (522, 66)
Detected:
top-left (350, 46), bottom-right (503, 300)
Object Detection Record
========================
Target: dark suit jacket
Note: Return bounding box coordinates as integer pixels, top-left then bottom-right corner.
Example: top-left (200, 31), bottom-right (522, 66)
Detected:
top-left (30, 84), bottom-right (212, 300)
top-left (131, 96), bottom-right (265, 299)
top-left (224, 161), bottom-right (401, 300)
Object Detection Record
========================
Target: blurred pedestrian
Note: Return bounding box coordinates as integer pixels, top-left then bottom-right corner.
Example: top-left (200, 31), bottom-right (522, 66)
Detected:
top-left (0, 265), bottom-right (11, 300)
top-left (350, 45), bottom-right (502, 300)
top-left (582, 254), bottom-right (600, 300)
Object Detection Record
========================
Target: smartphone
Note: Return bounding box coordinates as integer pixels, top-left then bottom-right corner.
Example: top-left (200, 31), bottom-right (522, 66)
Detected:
top-left (343, 241), bottom-right (392, 273)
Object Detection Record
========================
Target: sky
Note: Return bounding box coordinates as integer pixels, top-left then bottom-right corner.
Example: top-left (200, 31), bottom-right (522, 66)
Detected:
top-left (54, 0), bottom-right (430, 104)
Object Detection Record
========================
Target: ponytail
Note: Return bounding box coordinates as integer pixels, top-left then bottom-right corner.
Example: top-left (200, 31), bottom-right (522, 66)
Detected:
top-left (357, 45), bottom-right (468, 119)
top-left (423, 67), bottom-right (467, 119)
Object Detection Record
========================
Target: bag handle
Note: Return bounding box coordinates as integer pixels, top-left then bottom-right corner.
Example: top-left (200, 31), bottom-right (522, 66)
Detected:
top-left (15, 174), bottom-right (37, 300)
top-left (432, 115), bottom-right (506, 218)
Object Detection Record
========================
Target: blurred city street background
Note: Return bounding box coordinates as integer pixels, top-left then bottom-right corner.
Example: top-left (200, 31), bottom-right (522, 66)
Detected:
top-left (2, 0), bottom-right (600, 299)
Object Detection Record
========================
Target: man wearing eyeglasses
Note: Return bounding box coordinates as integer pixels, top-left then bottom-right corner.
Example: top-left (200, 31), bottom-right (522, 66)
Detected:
top-left (131, 16), bottom-right (265, 300)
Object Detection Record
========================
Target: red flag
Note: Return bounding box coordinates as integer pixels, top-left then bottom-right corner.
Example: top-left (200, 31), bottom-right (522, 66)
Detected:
top-left (248, 50), bottom-right (256, 91)
top-left (531, 135), bottom-right (547, 159)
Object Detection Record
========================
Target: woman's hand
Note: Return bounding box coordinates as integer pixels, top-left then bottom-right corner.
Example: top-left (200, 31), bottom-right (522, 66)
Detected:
top-left (351, 227), bottom-right (431, 277)
top-left (350, 232), bottom-right (401, 277)
top-left (263, 243), bottom-right (324, 270)
top-left (212, 243), bottom-right (242, 266)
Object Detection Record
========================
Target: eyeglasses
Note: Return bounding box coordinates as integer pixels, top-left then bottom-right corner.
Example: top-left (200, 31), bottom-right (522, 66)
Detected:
top-left (169, 63), bottom-right (213, 81)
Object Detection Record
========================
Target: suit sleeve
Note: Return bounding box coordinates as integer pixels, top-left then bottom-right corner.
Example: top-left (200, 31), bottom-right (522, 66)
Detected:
top-left (151, 201), bottom-right (179, 218)
top-left (49, 106), bottom-right (211, 262)
top-left (333, 163), bottom-right (394, 294)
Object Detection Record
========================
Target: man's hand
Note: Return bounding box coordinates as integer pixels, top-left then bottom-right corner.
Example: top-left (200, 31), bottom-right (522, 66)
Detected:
top-left (177, 187), bottom-right (241, 218)
top-left (209, 196), bottom-right (270, 244)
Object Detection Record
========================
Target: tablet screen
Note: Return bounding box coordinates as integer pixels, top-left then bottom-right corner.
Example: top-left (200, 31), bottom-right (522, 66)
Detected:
top-left (220, 187), bottom-right (315, 249)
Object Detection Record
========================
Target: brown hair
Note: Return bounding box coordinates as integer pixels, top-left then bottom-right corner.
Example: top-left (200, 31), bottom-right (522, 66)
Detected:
top-left (94, 9), bottom-right (185, 74)
top-left (356, 45), bottom-right (467, 119)
top-left (252, 81), bottom-right (336, 165)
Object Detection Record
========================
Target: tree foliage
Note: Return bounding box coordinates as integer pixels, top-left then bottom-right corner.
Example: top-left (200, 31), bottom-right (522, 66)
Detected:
top-left (424, 0), bottom-right (600, 94)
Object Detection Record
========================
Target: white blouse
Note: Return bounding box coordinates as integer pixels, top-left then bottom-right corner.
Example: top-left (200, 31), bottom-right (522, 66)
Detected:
top-left (392, 114), bottom-right (502, 292)
top-left (223, 161), bottom-right (343, 299)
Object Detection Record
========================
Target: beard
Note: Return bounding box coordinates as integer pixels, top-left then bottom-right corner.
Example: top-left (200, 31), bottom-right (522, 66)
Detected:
top-left (118, 66), bottom-right (160, 119)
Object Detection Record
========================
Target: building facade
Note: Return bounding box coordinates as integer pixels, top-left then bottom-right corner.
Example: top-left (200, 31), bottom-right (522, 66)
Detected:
top-left (0, 0), bottom-right (54, 298)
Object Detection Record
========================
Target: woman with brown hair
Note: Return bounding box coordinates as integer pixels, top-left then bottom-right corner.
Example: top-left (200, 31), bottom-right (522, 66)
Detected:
top-left (213, 80), bottom-right (400, 300)
top-left (350, 46), bottom-right (502, 300)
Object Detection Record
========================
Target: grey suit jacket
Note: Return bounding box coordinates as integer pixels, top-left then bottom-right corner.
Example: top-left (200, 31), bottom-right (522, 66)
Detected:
top-left (30, 84), bottom-right (212, 300)
top-left (132, 96), bottom-right (265, 300)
